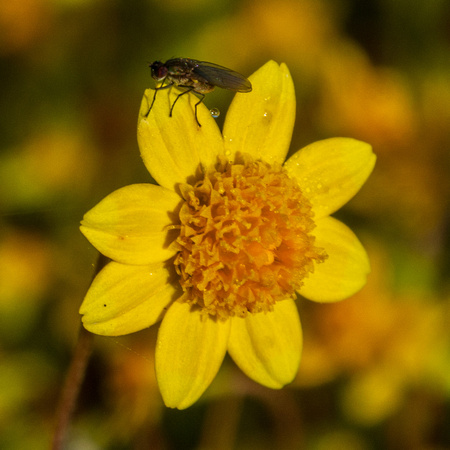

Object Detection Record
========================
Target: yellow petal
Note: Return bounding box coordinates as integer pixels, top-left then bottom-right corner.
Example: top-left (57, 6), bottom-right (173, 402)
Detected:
top-left (137, 89), bottom-right (223, 191)
top-left (228, 299), bottom-right (302, 388)
top-left (156, 301), bottom-right (230, 409)
top-left (300, 216), bottom-right (370, 302)
top-left (223, 61), bottom-right (295, 165)
top-left (284, 138), bottom-right (376, 219)
top-left (80, 184), bottom-right (180, 265)
top-left (80, 261), bottom-right (178, 336)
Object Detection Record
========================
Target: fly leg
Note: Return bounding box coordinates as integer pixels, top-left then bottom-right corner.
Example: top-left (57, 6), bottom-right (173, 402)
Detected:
top-left (144, 81), bottom-right (174, 118)
top-left (171, 88), bottom-right (204, 127)
top-left (193, 94), bottom-right (206, 128)
top-left (169, 86), bottom-right (197, 121)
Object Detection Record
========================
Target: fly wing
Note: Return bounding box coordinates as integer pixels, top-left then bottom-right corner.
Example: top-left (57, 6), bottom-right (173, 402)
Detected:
top-left (193, 61), bottom-right (252, 92)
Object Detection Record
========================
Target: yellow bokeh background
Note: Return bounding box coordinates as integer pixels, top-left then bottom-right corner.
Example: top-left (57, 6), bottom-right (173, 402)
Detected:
top-left (1, 0), bottom-right (449, 448)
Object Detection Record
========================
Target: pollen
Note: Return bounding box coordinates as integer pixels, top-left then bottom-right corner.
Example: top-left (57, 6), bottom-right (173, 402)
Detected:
top-left (174, 155), bottom-right (327, 320)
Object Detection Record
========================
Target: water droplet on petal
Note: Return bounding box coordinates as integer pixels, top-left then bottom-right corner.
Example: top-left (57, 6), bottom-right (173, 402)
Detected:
top-left (210, 107), bottom-right (220, 118)
top-left (262, 111), bottom-right (272, 122)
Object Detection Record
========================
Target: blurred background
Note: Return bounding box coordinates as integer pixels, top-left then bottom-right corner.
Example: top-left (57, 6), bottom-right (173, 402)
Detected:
top-left (1, 0), bottom-right (449, 448)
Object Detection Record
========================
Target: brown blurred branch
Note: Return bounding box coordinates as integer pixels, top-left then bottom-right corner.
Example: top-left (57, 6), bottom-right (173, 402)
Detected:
top-left (52, 253), bottom-right (109, 450)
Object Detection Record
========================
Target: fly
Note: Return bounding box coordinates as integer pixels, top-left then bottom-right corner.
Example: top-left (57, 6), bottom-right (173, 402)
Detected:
top-left (145, 58), bottom-right (252, 127)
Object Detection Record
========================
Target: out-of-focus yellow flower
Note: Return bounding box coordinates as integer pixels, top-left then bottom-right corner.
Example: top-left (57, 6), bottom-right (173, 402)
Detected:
top-left (317, 43), bottom-right (418, 148)
top-left (297, 243), bottom-right (450, 425)
top-left (0, 0), bottom-right (53, 55)
top-left (79, 61), bottom-right (375, 409)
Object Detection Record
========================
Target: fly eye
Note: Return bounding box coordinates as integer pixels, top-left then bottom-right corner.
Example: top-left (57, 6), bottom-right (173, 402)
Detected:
top-left (150, 62), bottom-right (168, 81)
top-left (157, 66), bottom-right (168, 78)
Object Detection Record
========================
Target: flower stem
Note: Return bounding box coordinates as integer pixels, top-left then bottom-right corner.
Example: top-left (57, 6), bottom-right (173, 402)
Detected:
top-left (52, 253), bottom-right (109, 450)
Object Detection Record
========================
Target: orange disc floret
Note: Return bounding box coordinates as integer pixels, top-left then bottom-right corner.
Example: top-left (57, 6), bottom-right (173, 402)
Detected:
top-left (174, 155), bottom-right (327, 319)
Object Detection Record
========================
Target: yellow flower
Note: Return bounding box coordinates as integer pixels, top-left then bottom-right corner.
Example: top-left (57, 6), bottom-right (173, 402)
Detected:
top-left (79, 61), bottom-right (376, 409)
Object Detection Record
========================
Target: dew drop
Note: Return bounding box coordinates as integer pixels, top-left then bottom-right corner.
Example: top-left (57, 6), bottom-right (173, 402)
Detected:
top-left (210, 107), bottom-right (220, 118)
top-left (262, 111), bottom-right (272, 122)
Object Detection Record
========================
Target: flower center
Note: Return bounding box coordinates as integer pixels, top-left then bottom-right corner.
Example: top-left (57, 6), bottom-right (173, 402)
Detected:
top-left (173, 155), bottom-right (327, 319)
